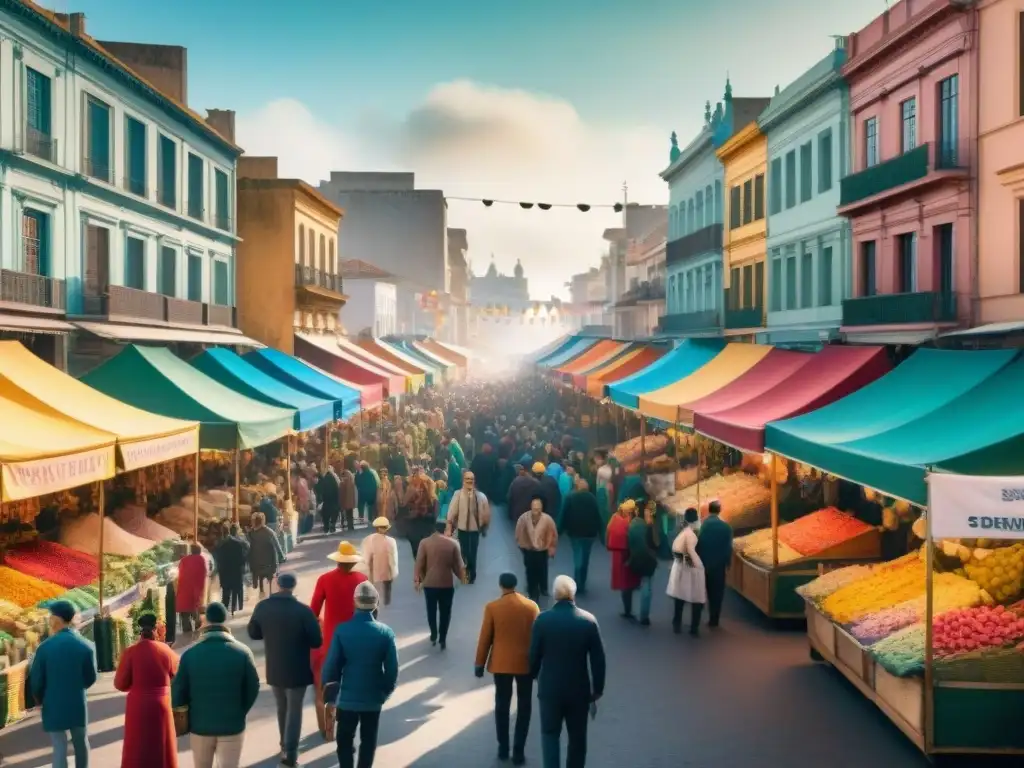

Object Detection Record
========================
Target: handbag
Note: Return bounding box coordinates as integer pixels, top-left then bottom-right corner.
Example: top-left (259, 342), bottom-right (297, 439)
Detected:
top-left (172, 706), bottom-right (189, 736)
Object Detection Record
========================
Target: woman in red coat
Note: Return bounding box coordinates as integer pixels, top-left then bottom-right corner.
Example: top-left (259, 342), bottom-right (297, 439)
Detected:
top-left (607, 499), bottom-right (642, 619)
top-left (176, 543), bottom-right (208, 633)
top-left (114, 613), bottom-right (179, 768)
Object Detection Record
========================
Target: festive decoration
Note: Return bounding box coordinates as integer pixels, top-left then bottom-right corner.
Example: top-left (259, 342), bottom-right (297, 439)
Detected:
top-left (448, 196), bottom-right (626, 212)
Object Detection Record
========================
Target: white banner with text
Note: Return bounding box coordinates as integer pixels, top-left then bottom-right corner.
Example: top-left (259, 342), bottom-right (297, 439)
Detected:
top-left (928, 473), bottom-right (1024, 540)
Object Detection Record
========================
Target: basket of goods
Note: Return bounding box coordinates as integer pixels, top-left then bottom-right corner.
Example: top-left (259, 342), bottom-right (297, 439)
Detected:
top-left (0, 567), bottom-right (64, 608)
top-left (4, 660), bottom-right (27, 726)
top-left (733, 528), bottom-right (802, 567)
top-left (665, 473), bottom-right (771, 531)
top-left (4, 541), bottom-right (99, 588)
top-left (776, 507), bottom-right (876, 558)
top-left (612, 435), bottom-right (669, 471)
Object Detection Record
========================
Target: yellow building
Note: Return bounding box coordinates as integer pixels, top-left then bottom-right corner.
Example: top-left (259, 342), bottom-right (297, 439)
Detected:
top-left (235, 157), bottom-right (346, 354)
top-left (717, 121), bottom-right (767, 336)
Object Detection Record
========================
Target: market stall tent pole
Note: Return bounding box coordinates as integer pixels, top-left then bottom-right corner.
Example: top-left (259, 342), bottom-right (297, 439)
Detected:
top-left (770, 453), bottom-right (779, 568)
top-left (192, 451), bottom-right (199, 542)
top-left (924, 481), bottom-right (935, 753)
top-left (640, 416), bottom-right (647, 472)
top-left (233, 449), bottom-right (241, 523)
top-left (98, 480), bottom-right (106, 615)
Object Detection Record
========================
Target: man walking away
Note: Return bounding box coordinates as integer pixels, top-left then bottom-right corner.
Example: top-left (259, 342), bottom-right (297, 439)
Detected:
top-left (696, 500), bottom-right (733, 629)
top-left (414, 525), bottom-right (467, 650)
top-left (172, 603), bottom-right (260, 768)
top-left (247, 573), bottom-right (323, 767)
top-left (214, 525), bottom-right (249, 616)
top-left (339, 463), bottom-right (358, 532)
top-left (529, 575), bottom-right (606, 768)
top-left (362, 518), bottom-right (399, 608)
top-left (514, 495), bottom-right (558, 603)
top-left (444, 470), bottom-right (491, 584)
top-left (29, 600), bottom-right (97, 768)
top-left (475, 573), bottom-right (539, 765)
top-left (559, 479), bottom-right (602, 595)
top-left (626, 500), bottom-right (660, 626)
top-left (317, 464), bottom-right (341, 535)
top-left (322, 583), bottom-right (399, 768)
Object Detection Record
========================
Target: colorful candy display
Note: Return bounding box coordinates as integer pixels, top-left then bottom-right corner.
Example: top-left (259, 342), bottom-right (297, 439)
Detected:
top-left (934, 605), bottom-right (1024, 658)
top-left (0, 567), bottom-right (64, 608)
top-left (4, 541), bottom-right (99, 588)
top-left (777, 507), bottom-right (874, 557)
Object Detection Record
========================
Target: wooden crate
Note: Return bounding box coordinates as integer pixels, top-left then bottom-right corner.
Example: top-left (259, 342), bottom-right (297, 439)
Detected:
top-left (740, 558), bottom-right (771, 615)
top-left (836, 629), bottom-right (872, 685)
top-left (727, 551), bottom-right (744, 591)
top-left (807, 604), bottom-right (837, 657)
top-left (874, 664), bottom-right (924, 737)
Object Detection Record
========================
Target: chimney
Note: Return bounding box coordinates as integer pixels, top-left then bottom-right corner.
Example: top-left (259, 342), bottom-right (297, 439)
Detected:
top-left (205, 109), bottom-right (236, 144)
top-left (69, 12), bottom-right (86, 37)
top-left (238, 156), bottom-right (279, 180)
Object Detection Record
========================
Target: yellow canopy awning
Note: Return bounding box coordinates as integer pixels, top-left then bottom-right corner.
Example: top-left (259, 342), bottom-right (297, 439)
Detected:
top-left (0, 341), bottom-right (198, 472)
top-left (637, 343), bottom-right (772, 422)
top-left (0, 386), bottom-right (116, 502)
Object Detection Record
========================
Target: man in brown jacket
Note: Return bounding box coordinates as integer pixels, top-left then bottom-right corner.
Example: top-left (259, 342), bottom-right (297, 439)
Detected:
top-left (338, 461), bottom-right (358, 533)
top-left (514, 494), bottom-right (558, 602)
top-left (414, 528), bottom-right (466, 650)
top-left (475, 572), bottom-right (539, 765)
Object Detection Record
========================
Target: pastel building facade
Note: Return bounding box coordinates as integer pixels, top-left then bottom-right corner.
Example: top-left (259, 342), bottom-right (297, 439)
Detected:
top-left (760, 43), bottom-right (852, 345)
top-left (839, 0), bottom-right (976, 343)
top-left (976, 0), bottom-right (1024, 325)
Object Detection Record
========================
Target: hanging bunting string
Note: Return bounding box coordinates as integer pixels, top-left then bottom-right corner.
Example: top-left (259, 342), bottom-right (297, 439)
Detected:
top-left (444, 196), bottom-right (626, 212)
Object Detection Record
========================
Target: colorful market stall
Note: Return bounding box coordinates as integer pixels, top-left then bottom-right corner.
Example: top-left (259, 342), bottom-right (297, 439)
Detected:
top-left (379, 339), bottom-right (444, 382)
top-left (418, 339), bottom-right (469, 372)
top-left (608, 339), bottom-right (724, 409)
top-left (356, 337), bottom-right (434, 389)
top-left (535, 336), bottom-right (600, 370)
top-left (553, 339), bottom-right (627, 380)
top-left (525, 334), bottom-right (570, 363)
top-left (569, 342), bottom-right (640, 390)
top-left (295, 333), bottom-right (390, 404)
top-left (387, 339), bottom-right (450, 381)
top-left (340, 335), bottom-right (424, 394)
top-left (243, 347), bottom-right (361, 421)
top-left (412, 339), bottom-right (465, 375)
top-left (584, 344), bottom-right (666, 398)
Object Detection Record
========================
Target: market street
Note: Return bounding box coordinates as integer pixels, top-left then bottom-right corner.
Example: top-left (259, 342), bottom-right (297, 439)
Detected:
top-left (0, 512), bottom-right (933, 768)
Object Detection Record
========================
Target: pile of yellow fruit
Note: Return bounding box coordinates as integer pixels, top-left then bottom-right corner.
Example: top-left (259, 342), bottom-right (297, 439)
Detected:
top-left (959, 542), bottom-right (1024, 604)
top-left (822, 558), bottom-right (925, 624)
top-left (909, 572), bottom-right (982, 614)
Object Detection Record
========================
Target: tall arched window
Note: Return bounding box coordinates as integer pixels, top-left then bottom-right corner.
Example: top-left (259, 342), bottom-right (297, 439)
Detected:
top-left (329, 239), bottom-right (335, 272)
top-left (695, 191), bottom-right (704, 229)
top-left (298, 224), bottom-right (305, 266)
top-left (308, 230), bottom-right (315, 270)
top-left (705, 185), bottom-right (714, 223)
top-left (319, 234), bottom-right (326, 273)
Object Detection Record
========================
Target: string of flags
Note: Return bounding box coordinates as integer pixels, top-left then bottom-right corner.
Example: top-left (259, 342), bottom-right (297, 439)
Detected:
top-left (445, 196), bottom-right (625, 213)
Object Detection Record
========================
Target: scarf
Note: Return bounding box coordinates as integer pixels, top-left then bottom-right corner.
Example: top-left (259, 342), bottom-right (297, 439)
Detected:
top-left (523, 512), bottom-right (546, 551)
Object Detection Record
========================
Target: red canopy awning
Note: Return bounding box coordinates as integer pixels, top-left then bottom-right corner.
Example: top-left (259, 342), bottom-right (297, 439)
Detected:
top-left (294, 335), bottom-right (385, 407)
top-left (694, 345), bottom-right (892, 453)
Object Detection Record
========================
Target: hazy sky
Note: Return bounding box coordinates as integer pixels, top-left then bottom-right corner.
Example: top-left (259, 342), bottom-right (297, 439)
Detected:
top-left (53, 0), bottom-right (886, 298)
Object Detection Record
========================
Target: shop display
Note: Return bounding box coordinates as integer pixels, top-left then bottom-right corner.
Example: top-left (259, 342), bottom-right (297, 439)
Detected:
top-left (732, 528), bottom-right (802, 567)
top-left (0, 498), bottom-right (41, 526)
top-left (870, 624), bottom-right (926, 677)
top-left (60, 514), bottom-right (154, 557)
top-left (664, 472), bottom-right (771, 530)
top-left (4, 541), bottom-right (99, 588)
top-left (612, 434), bottom-right (669, 467)
top-left (777, 507), bottom-right (875, 556)
top-left (933, 604), bottom-right (1024, 658)
top-left (820, 558), bottom-right (926, 624)
top-left (796, 565), bottom-right (874, 602)
top-left (957, 542), bottom-right (1024, 604)
top-left (113, 505), bottom-right (180, 542)
top-left (39, 586), bottom-right (101, 614)
top-left (0, 567), bottom-right (63, 608)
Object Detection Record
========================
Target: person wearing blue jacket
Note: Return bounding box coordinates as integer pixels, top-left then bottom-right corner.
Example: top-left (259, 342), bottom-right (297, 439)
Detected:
top-left (322, 582), bottom-right (399, 768)
top-left (29, 600), bottom-right (98, 768)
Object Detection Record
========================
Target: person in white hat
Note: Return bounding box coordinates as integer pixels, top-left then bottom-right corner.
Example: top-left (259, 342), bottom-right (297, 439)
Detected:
top-left (362, 517), bottom-right (399, 607)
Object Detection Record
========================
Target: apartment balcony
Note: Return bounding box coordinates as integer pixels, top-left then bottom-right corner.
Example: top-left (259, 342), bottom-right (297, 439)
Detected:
top-left (166, 297), bottom-right (204, 325)
top-left (0, 269), bottom-right (65, 311)
top-left (658, 309), bottom-right (721, 334)
top-left (82, 156), bottom-right (111, 184)
top-left (666, 224), bottom-right (723, 266)
top-left (294, 265), bottom-right (344, 295)
top-left (204, 303), bottom-right (233, 327)
top-left (839, 142), bottom-right (969, 213)
top-left (841, 291), bottom-right (957, 327)
top-left (615, 280), bottom-right (664, 307)
top-left (723, 289), bottom-right (765, 330)
top-left (18, 126), bottom-right (57, 164)
top-left (82, 284), bottom-right (165, 321)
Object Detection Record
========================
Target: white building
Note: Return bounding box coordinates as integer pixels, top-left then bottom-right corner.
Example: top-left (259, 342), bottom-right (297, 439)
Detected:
top-left (0, 6), bottom-right (243, 371)
top-left (339, 259), bottom-right (397, 337)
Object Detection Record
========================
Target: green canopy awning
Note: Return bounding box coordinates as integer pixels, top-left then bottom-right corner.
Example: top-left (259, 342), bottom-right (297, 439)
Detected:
top-left (81, 345), bottom-right (294, 450)
top-left (765, 348), bottom-right (1019, 504)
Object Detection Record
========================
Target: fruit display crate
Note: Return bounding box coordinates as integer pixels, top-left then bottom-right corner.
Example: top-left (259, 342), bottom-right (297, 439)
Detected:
top-left (728, 528), bottom-right (883, 619)
top-left (805, 600), bottom-right (1024, 756)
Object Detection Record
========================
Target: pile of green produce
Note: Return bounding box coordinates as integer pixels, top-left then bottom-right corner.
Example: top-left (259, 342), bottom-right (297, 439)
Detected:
top-left (39, 585), bottom-right (100, 613)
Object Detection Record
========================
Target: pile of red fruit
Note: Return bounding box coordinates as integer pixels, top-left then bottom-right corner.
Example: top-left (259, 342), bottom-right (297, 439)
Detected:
top-left (4, 541), bottom-right (99, 588)
top-left (778, 507), bottom-right (874, 557)
top-left (934, 604), bottom-right (1024, 658)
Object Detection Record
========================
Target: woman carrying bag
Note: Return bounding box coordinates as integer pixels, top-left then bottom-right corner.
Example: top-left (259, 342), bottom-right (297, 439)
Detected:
top-left (666, 507), bottom-right (707, 637)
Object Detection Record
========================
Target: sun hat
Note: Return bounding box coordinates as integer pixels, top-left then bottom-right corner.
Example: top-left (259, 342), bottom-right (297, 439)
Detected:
top-left (327, 541), bottom-right (361, 563)
top-left (532, 462), bottom-right (546, 474)
top-left (354, 582), bottom-right (379, 611)
top-left (372, 516), bottom-right (391, 530)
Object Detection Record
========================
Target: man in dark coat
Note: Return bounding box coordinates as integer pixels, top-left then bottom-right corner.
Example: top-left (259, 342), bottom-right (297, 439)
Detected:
top-left (696, 499), bottom-right (734, 628)
top-left (215, 524), bottom-right (250, 615)
top-left (626, 500), bottom-right (660, 626)
top-left (248, 573), bottom-right (323, 767)
top-left (559, 479), bottom-right (603, 595)
top-left (529, 575), bottom-right (605, 768)
top-left (317, 465), bottom-right (341, 534)
top-left (536, 465), bottom-right (562, 523)
top-left (469, 443), bottom-right (498, 502)
top-left (507, 463), bottom-right (542, 523)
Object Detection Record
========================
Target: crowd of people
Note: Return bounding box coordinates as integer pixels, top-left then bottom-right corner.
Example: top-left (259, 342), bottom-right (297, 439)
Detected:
top-left (25, 373), bottom-right (737, 768)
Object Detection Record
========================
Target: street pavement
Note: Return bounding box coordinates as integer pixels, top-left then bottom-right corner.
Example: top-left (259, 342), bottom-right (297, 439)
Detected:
top-left (0, 512), bottom-right (936, 767)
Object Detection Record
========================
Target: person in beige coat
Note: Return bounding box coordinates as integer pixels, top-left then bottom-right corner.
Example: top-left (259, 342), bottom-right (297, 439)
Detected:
top-left (414, 529), bottom-right (466, 650)
top-left (444, 471), bottom-right (491, 584)
top-left (362, 517), bottom-right (399, 607)
top-left (514, 495), bottom-right (558, 603)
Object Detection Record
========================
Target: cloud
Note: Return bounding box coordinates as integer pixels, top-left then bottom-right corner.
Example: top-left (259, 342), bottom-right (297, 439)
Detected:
top-left (236, 81), bottom-right (668, 299)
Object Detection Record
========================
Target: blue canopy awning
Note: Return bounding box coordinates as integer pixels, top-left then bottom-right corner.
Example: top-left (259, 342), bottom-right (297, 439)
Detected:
top-left (243, 348), bottom-right (361, 420)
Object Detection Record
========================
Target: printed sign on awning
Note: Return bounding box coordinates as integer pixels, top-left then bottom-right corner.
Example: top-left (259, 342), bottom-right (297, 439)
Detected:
top-left (118, 429), bottom-right (199, 472)
top-left (929, 473), bottom-right (1024, 540)
top-left (2, 446), bottom-right (116, 502)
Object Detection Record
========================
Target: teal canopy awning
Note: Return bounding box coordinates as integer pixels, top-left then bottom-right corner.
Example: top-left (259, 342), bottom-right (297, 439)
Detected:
top-left (609, 339), bottom-right (725, 409)
top-left (391, 340), bottom-right (446, 377)
top-left (81, 345), bottom-right (294, 450)
top-left (243, 348), bottom-right (360, 420)
top-left (765, 348), bottom-right (1020, 504)
top-left (534, 335), bottom-right (580, 366)
top-left (191, 348), bottom-right (335, 431)
top-left (538, 337), bottom-right (598, 369)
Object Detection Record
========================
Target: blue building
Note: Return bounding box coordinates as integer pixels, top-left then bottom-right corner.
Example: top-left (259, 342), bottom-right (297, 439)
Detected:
top-left (0, 4), bottom-right (245, 371)
top-left (759, 41), bottom-right (851, 346)
top-left (659, 81), bottom-right (772, 339)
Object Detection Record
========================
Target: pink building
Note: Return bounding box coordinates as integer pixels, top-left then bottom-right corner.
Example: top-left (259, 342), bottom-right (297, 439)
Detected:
top-left (976, 0), bottom-right (1024, 325)
top-left (838, 0), bottom-right (976, 344)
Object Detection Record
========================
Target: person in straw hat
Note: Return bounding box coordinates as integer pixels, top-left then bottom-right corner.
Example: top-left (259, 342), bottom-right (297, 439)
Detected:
top-left (310, 541), bottom-right (368, 739)
top-left (362, 517), bottom-right (399, 608)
